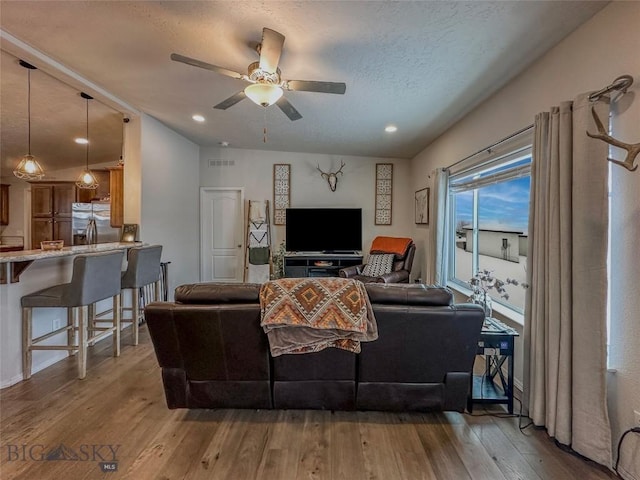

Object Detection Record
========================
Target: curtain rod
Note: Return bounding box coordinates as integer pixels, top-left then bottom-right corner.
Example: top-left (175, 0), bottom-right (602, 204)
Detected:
top-left (446, 123), bottom-right (533, 171)
top-left (445, 73), bottom-right (633, 172)
top-left (589, 74), bottom-right (634, 102)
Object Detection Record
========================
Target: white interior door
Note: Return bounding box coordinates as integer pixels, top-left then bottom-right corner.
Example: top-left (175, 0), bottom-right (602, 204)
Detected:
top-left (200, 188), bottom-right (244, 282)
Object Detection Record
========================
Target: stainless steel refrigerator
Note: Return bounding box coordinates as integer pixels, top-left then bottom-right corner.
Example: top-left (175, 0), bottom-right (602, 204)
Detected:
top-left (72, 202), bottom-right (121, 245)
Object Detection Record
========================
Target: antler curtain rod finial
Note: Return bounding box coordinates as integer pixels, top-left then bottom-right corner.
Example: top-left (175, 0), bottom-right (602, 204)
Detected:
top-left (589, 74), bottom-right (634, 102)
top-left (587, 106), bottom-right (640, 172)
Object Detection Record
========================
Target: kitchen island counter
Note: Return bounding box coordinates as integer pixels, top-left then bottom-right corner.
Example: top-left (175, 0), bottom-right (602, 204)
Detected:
top-left (0, 241), bottom-right (142, 263)
top-left (0, 242), bottom-right (142, 284)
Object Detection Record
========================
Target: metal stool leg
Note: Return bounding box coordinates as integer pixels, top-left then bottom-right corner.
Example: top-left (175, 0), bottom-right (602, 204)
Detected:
top-left (113, 294), bottom-right (121, 357)
top-left (77, 306), bottom-right (87, 379)
top-left (22, 307), bottom-right (33, 380)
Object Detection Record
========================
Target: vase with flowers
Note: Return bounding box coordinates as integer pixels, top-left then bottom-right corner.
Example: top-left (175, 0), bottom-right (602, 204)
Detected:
top-left (468, 269), bottom-right (529, 318)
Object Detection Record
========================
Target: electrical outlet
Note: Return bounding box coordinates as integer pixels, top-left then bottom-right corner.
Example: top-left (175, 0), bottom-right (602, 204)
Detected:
top-left (634, 410), bottom-right (640, 427)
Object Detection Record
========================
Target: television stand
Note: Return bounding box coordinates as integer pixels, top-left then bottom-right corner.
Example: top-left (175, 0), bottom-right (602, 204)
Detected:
top-left (284, 252), bottom-right (363, 278)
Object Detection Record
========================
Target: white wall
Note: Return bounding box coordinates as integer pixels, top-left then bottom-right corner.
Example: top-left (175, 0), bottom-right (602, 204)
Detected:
top-left (140, 114), bottom-right (200, 299)
top-left (123, 115), bottom-right (142, 226)
top-left (199, 147), bottom-right (413, 265)
top-left (411, 3), bottom-right (640, 477)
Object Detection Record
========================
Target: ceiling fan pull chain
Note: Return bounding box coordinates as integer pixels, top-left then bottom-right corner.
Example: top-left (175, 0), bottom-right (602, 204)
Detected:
top-left (263, 106), bottom-right (268, 143)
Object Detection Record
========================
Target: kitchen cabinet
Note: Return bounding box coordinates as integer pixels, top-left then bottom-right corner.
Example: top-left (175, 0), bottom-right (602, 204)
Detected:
top-left (108, 166), bottom-right (124, 228)
top-left (31, 182), bottom-right (75, 218)
top-left (0, 184), bottom-right (9, 225)
top-left (30, 182), bottom-right (76, 248)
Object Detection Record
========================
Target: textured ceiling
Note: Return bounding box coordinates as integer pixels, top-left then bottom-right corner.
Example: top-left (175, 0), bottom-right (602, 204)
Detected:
top-left (0, 0), bottom-right (607, 173)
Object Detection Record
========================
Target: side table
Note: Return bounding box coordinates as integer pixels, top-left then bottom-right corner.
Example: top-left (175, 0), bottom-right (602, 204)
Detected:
top-left (467, 317), bottom-right (519, 414)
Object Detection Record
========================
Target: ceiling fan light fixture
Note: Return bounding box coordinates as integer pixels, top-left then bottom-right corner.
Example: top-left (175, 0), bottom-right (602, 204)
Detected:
top-left (244, 83), bottom-right (283, 107)
top-left (76, 92), bottom-right (99, 190)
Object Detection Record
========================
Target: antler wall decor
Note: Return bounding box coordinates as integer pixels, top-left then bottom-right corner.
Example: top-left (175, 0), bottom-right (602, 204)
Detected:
top-left (587, 107), bottom-right (640, 172)
top-left (317, 160), bottom-right (345, 191)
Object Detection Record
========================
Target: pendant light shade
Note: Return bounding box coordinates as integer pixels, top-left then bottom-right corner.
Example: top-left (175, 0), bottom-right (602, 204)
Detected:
top-left (13, 60), bottom-right (45, 180)
top-left (76, 92), bottom-right (99, 190)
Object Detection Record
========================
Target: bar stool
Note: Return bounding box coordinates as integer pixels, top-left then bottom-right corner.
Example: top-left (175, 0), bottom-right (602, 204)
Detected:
top-left (21, 250), bottom-right (124, 380)
top-left (118, 245), bottom-right (163, 345)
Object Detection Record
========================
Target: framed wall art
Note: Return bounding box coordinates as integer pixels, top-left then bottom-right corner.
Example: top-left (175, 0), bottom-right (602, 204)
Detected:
top-left (415, 187), bottom-right (430, 225)
top-left (120, 223), bottom-right (138, 242)
top-left (273, 164), bottom-right (291, 225)
top-left (375, 163), bottom-right (393, 225)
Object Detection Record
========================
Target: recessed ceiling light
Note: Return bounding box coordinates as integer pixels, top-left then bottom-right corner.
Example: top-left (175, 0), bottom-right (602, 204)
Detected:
top-left (75, 138), bottom-right (89, 144)
top-left (192, 114), bottom-right (205, 122)
top-left (219, 141), bottom-right (230, 147)
top-left (385, 125), bottom-right (398, 133)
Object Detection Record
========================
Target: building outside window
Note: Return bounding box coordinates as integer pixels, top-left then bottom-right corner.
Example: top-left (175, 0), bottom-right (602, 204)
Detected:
top-left (447, 145), bottom-right (532, 314)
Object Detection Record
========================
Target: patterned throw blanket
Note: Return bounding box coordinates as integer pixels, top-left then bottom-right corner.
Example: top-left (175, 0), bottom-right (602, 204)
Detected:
top-left (259, 277), bottom-right (378, 356)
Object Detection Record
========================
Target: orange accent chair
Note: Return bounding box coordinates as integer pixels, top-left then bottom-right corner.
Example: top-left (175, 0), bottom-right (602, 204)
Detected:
top-left (339, 236), bottom-right (416, 283)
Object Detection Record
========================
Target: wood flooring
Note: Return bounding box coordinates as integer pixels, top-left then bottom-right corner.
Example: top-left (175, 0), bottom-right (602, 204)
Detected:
top-left (0, 325), bottom-right (617, 480)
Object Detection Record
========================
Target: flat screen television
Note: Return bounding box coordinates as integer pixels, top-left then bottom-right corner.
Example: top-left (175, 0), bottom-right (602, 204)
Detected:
top-left (285, 208), bottom-right (362, 253)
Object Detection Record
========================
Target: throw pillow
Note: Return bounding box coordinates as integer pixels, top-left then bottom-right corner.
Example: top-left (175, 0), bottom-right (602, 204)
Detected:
top-left (361, 253), bottom-right (395, 277)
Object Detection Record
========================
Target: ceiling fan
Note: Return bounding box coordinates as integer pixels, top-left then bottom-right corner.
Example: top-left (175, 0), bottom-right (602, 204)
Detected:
top-left (171, 27), bottom-right (346, 121)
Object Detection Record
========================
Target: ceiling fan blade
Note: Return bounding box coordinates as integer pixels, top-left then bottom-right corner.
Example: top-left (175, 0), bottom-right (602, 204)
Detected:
top-left (171, 53), bottom-right (244, 80)
top-left (214, 91), bottom-right (247, 110)
top-left (285, 80), bottom-right (346, 95)
top-left (258, 28), bottom-right (285, 73)
top-left (276, 97), bottom-right (302, 121)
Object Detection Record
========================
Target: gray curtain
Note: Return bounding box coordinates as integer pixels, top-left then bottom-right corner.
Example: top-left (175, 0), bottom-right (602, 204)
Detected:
top-left (426, 168), bottom-right (449, 285)
top-left (523, 93), bottom-right (611, 466)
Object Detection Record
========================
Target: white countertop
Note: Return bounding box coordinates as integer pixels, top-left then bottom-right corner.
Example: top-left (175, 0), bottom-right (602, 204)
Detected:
top-left (0, 242), bottom-right (143, 263)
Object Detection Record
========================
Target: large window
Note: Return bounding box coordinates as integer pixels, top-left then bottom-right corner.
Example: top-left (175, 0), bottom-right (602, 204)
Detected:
top-left (447, 145), bottom-right (532, 314)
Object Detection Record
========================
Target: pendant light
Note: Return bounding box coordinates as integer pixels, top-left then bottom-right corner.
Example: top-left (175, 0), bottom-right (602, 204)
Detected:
top-left (13, 60), bottom-right (45, 180)
top-left (76, 92), bottom-right (99, 189)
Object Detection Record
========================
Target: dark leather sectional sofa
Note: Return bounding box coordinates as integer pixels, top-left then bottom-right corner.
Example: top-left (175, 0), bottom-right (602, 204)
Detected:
top-left (145, 282), bottom-right (485, 412)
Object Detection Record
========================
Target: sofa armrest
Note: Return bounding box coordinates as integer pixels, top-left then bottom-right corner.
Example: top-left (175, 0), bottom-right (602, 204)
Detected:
top-left (378, 270), bottom-right (409, 283)
top-left (145, 303), bottom-right (183, 369)
top-left (339, 265), bottom-right (363, 278)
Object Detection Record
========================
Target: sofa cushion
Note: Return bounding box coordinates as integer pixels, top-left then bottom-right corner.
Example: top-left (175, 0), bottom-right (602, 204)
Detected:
top-left (175, 282), bottom-right (260, 304)
top-left (364, 283), bottom-right (452, 306)
top-left (361, 253), bottom-right (395, 277)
